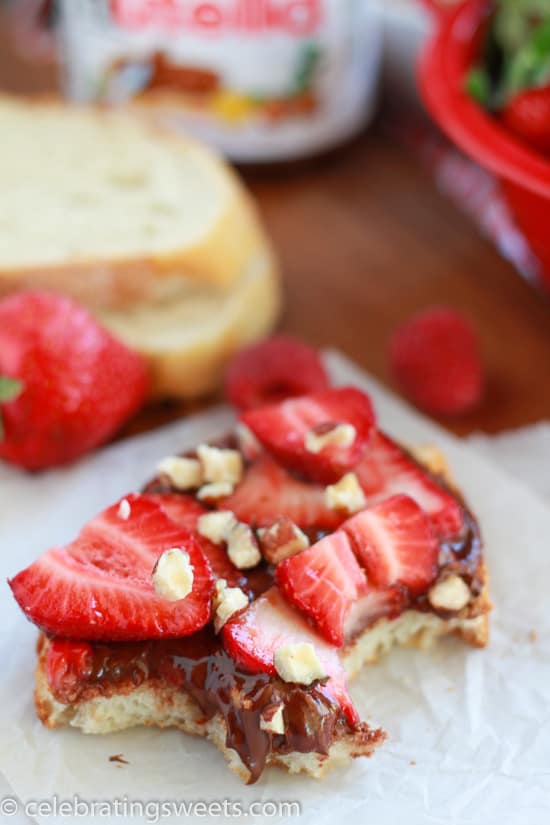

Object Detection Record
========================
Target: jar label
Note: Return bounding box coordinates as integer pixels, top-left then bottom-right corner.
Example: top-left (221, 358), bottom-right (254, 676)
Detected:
top-left (59, 0), bottom-right (382, 161)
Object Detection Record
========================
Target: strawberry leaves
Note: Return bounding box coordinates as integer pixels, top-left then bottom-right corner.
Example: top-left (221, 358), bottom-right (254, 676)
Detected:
top-left (0, 376), bottom-right (23, 440)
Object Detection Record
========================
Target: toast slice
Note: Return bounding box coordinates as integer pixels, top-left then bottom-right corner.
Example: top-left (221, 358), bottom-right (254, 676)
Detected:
top-left (0, 95), bottom-right (281, 398)
top-left (0, 96), bottom-right (272, 308)
top-left (30, 444), bottom-right (490, 784)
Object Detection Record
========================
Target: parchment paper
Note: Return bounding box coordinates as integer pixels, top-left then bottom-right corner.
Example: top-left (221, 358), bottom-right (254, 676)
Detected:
top-left (469, 424), bottom-right (550, 508)
top-left (1, 352), bottom-right (549, 825)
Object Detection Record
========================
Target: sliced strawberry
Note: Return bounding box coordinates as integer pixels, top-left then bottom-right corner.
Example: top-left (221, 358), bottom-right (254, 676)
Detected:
top-left (221, 454), bottom-right (344, 530)
top-left (276, 532), bottom-right (367, 646)
top-left (146, 492), bottom-right (243, 586)
top-left (344, 586), bottom-right (407, 642)
top-left (9, 494), bottom-right (214, 641)
top-left (241, 387), bottom-right (376, 483)
top-left (225, 335), bottom-right (330, 411)
top-left (343, 495), bottom-right (439, 596)
top-left (354, 431), bottom-right (464, 539)
top-left (45, 639), bottom-right (93, 702)
top-left (221, 586), bottom-right (358, 725)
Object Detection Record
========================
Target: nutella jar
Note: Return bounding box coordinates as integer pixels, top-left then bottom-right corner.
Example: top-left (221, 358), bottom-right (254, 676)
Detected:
top-left (58, 0), bottom-right (383, 161)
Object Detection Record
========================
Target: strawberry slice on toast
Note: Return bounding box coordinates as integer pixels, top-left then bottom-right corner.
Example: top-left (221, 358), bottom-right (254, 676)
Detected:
top-left (9, 494), bottom-right (214, 641)
top-left (221, 454), bottom-right (344, 530)
top-left (354, 431), bottom-right (464, 538)
top-left (276, 532), bottom-right (367, 646)
top-left (343, 495), bottom-right (439, 596)
top-left (221, 586), bottom-right (358, 725)
top-left (240, 387), bottom-right (376, 484)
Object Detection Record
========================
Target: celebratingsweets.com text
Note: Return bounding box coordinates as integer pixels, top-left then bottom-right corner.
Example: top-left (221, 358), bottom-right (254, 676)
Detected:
top-left (0, 794), bottom-right (302, 822)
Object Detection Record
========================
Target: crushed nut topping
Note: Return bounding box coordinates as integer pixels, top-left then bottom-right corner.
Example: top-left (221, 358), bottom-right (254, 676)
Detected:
top-left (197, 510), bottom-right (237, 545)
top-left (152, 548), bottom-right (194, 602)
top-left (428, 575), bottom-right (471, 611)
top-left (325, 472), bottom-right (366, 514)
top-left (305, 422), bottom-right (356, 454)
top-left (156, 456), bottom-right (203, 490)
top-left (117, 499), bottom-right (131, 520)
top-left (197, 481), bottom-right (234, 503)
top-left (226, 522), bottom-right (261, 570)
top-left (197, 444), bottom-right (243, 485)
top-left (258, 518), bottom-right (309, 565)
top-left (212, 578), bottom-right (249, 632)
top-left (259, 703), bottom-right (285, 735)
top-left (274, 643), bottom-right (327, 685)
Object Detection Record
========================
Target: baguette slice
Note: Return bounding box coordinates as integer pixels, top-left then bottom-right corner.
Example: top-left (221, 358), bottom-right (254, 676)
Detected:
top-left (0, 96), bottom-right (272, 309)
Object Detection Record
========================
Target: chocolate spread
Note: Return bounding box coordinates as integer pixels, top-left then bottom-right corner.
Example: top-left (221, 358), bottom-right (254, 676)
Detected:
top-left (48, 629), bottom-right (382, 783)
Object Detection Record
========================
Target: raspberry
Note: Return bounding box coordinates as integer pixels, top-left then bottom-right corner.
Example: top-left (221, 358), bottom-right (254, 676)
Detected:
top-left (225, 335), bottom-right (329, 411)
top-left (389, 307), bottom-right (484, 416)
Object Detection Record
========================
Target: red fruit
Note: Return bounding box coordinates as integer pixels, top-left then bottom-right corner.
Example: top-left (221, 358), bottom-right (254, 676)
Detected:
top-left (147, 492), bottom-right (244, 586)
top-left (9, 494), bottom-right (214, 641)
top-left (343, 495), bottom-right (439, 596)
top-left (147, 492), bottom-right (206, 530)
top-left (389, 307), bottom-right (484, 416)
top-left (276, 532), bottom-right (367, 646)
top-left (354, 431), bottom-right (464, 539)
top-left (502, 85), bottom-right (550, 156)
top-left (0, 291), bottom-right (150, 470)
top-left (241, 387), bottom-right (376, 483)
top-left (221, 454), bottom-right (344, 530)
top-left (46, 640), bottom-right (93, 701)
top-left (225, 335), bottom-right (330, 411)
top-left (221, 586), bottom-right (358, 725)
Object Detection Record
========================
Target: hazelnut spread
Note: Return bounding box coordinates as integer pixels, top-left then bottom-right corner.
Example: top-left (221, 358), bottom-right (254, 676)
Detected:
top-left (44, 630), bottom-right (383, 783)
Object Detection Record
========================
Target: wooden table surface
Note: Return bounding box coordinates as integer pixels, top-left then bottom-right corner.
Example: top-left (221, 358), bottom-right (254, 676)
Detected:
top-left (2, 19), bottom-right (550, 440)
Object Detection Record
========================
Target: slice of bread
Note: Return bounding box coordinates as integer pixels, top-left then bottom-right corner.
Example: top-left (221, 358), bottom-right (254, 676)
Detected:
top-left (0, 95), bottom-right (281, 398)
top-left (0, 96), bottom-right (273, 309)
top-left (32, 446), bottom-right (490, 782)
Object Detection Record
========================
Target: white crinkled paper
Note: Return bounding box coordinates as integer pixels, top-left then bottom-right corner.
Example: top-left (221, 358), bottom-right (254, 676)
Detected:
top-left (468, 423), bottom-right (550, 508)
top-left (0, 352), bottom-right (549, 825)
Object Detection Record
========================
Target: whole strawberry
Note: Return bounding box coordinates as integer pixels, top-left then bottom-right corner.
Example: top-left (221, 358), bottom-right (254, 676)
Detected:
top-left (389, 307), bottom-right (484, 417)
top-left (0, 291), bottom-right (151, 470)
top-left (502, 85), bottom-right (550, 157)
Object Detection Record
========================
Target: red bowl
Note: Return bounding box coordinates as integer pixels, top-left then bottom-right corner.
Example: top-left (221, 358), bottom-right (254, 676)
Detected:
top-left (419, 0), bottom-right (550, 291)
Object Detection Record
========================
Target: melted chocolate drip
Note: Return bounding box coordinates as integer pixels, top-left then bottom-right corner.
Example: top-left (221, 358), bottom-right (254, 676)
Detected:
top-left (49, 630), bottom-right (370, 783)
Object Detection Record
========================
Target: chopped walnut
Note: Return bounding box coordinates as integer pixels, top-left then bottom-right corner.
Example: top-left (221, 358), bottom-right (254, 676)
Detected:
top-left (258, 518), bottom-right (309, 565)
